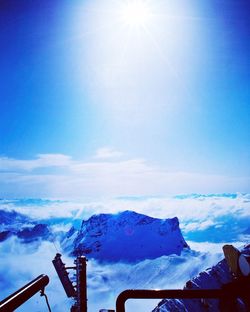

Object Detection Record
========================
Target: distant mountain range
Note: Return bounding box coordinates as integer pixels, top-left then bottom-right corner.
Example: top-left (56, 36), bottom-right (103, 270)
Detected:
top-left (0, 208), bottom-right (189, 261)
top-left (1, 193), bottom-right (249, 244)
top-left (0, 209), bottom-right (51, 243)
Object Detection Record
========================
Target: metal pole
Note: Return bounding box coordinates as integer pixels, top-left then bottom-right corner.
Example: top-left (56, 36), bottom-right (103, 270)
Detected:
top-left (0, 274), bottom-right (49, 312)
top-left (75, 256), bottom-right (87, 312)
top-left (52, 253), bottom-right (76, 298)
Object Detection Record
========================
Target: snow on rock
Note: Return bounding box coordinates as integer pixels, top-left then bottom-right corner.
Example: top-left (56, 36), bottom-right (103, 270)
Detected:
top-left (62, 210), bottom-right (189, 262)
top-left (17, 224), bottom-right (51, 242)
top-left (0, 209), bottom-right (31, 231)
top-left (0, 209), bottom-right (51, 243)
top-left (152, 244), bottom-right (250, 312)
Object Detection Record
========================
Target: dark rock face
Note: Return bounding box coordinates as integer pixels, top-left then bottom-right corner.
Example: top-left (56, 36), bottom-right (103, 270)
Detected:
top-left (0, 209), bottom-right (30, 226)
top-left (17, 224), bottom-right (51, 242)
top-left (0, 231), bottom-right (12, 242)
top-left (0, 209), bottom-right (51, 243)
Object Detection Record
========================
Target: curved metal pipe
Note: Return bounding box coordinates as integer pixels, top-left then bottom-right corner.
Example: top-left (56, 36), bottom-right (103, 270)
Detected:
top-left (116, 289), bottom-right (224, 312)
top-left (0, 274), bottom-right (49, 312)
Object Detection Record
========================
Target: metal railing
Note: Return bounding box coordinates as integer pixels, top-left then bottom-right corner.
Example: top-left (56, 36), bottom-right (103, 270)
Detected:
top-left (115, 276), bottom-right (250, 312)
top-left (116, 289), bottom-right (223, 312)
top-left (0, 274), bottom-right (49, 312)
top-left (1, 264), bottom-right (249, 312)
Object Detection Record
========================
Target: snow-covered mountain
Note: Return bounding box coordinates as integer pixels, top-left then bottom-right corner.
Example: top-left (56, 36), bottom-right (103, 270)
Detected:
top-left (1, 194), bottom-right (250, 244)
top-left (0, 208), bottom-right (189, 262)
top-left (152, 244), bottom-right (250, 312)
top-left (62, 210), bottom-right (189, 262)
top-left (0, 209), bottom-right (52, 243)
top-left (0, 209), bottom-right (31, 230)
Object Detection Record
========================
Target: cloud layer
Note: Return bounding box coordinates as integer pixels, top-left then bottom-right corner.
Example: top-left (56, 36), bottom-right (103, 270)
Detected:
top-left (1, 151), bottom-right (249, 198)
top-left (0, 238), bottom-right (223, 312)
top-left (1, 193), bottom-right (250, 244)
top-left (1, 193), bottom-right (249, 221)
top-left (0, 194), bottom-right (249, 311)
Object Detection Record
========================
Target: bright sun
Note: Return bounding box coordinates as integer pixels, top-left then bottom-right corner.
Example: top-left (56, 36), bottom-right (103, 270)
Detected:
top-left (120, 0), bottom-right (152, 28)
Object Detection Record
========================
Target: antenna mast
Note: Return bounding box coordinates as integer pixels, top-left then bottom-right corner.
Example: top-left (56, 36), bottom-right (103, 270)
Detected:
top-left (52, 253), bottom-right (87, 312)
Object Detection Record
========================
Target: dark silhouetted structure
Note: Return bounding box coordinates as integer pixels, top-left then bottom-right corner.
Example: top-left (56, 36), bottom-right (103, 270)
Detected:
top-left (0, 274), bottom-right (49, 312)
top-left (52, 253), bottom-right (87, 312)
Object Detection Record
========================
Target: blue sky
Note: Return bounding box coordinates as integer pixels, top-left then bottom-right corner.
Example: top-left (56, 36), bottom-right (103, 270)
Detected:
top-left (0, 0), bottom-right (249, 198)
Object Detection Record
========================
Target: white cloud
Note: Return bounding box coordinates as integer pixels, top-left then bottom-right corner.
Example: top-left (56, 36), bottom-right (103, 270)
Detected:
top-left (186, 241), bottom-right (245, 253)
top-left (0, 199), bottom-right (87, 219)
top-left (94, 147), bottom-right (123, 159)
top-left (184, 220), bottom-right (216, 232)
top-left (0, 154), bottom-right (72, 171)
top-left (1, 194), bottom-right (250, 246)
top-left (0, 238), bottom-right (223, 312)
top-left (0, 153), bottom-right (249, 199)
top-left (0, 238), bottom-right (71, 312)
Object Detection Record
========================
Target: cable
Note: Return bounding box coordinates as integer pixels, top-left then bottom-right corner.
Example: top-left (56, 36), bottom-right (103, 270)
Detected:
top-left (40, 288), bottom-right (52, 312)
top-left (49, 227), bottom-right (60, 254)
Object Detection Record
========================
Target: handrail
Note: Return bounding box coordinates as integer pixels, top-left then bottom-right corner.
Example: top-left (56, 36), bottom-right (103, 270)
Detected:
top-left (116, 277), bottom-right (250, 312)
top-left (116, 289), bottom-right (224, 312)
top-left (0, 274), bottom-right (49, 312)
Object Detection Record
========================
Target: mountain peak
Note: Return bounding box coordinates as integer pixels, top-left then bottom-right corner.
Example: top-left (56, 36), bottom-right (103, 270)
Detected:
top-left (63, 211), bottom-right (188, 262)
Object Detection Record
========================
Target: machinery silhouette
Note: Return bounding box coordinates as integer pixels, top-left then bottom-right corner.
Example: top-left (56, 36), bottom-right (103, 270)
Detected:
top-left (0, 245), bottom-right (250, 312)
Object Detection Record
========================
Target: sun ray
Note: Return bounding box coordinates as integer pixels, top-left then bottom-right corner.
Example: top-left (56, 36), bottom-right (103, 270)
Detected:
top-left (140, 24), bottom-right (196, 107)
top-left (119, 0), bottom-right (152, 28)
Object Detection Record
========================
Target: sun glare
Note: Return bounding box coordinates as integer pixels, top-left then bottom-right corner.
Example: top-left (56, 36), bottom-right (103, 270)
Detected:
top-left (120, 0), bottom-right (152, 28)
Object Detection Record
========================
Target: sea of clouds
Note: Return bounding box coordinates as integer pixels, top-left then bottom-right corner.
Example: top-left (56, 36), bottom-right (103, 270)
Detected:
top-left (1, 152), bottom-right (249, 199)
top-left (1, 193), bottom-right (250, 241)
top-left (0, 238), bottom-right (223, 312)
top-left (0, 193), bottom-right (249, 311)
